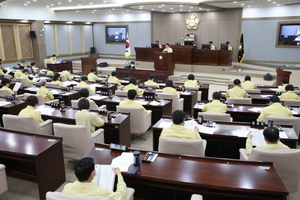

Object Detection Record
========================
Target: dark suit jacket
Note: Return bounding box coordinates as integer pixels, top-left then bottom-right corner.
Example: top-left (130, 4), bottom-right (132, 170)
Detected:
top-left (124, 65), bottom-right (135, 69)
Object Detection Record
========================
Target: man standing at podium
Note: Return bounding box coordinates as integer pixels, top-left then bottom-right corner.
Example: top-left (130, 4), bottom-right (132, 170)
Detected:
top-left (124, 61), bottom-right (135, 69)
top-left (163, 43), bottom-right (173, 53)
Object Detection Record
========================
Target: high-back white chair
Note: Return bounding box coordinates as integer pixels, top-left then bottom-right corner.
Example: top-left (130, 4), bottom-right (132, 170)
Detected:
top-left (53, 123), bottom-right (104, 160)
top-left (0, 164), bottom-right (8, 195)
top-left (15, 77), bottom-right (31, 88)
top-left (243, 89), bottom-right (261, 93)
top-left (60, 75), bottom-right (67, 82)
top-left (282, 99), bottom-right (300, 107)
top-left (71, 99), bottom-right (106, 110)
top-left (74, 86), bottom-right (95, 95)
top-left (159, 137), bottom-right (206, 157)
top-left (144, 84), bottom-right (159, 88)
top-left (4, 74), bottom-right (13, 80)
top-left (225, 97), bottom-right (252, 105)
top-left (264, 116), bottom-right (300, 138)
top-left (184, 86), bottom-right (202, 101)
top-left (0, 89), bottom-right (13, 97)
top-left (115, 90), bottom-right (128, 96)
top-left (239, 148), bottom-right (300, 193)
top-left (46, 82), bottom-right (61, 89)
top-left (191, 194), bottom-right (203, 200)
top-left (3, 114), bottom-right (53, 135)
top-left (22, 93), bottom-right (59, 106)
top-left (199, 112), bottom-right (232, 122)
top-left (157, 93), bottom-right (184, 113)
top-left (116, 106), bottom-right (152, 135)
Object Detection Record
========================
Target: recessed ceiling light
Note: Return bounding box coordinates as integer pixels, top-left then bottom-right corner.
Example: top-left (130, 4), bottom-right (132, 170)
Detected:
top-left (109, 10), bottom-right (111, 12)
top-left (180, 5), bottom-right (183, 7)
top-left (247, 5), bottom-right (251, 7)
top-left (92, 12), bottom-right (94, 13)
top-left (78, 4), bottom-right (81, 6)
top-left (24, 3), bottom-right (27, 5)
top-left (68, 0), bottom-right (72, 2)
top-left (103, 1), bottom-right (106, 3)
top-left (158, 6), bottom-right (161, 8)
top-left (46, 5), bottom-right (49, 7)
top-left (139, 11), bottom-right (141, 12)
top-left (151, 9), bottom-right (154, 10)
top-left (33, 0), bottom-right (36, 1)
top-left (127, 10), bottom-right (129, 11)
top-left (94, 10), bottom-right (96, 11)
top-left (90, 2), bottom-right (93, 4)
top-left (162, 10), bottom-right (165, 12)
top-left (170, 8), bottom-right (173, 10)
top-left (273, 2), bottom-right (276, 3)
top-left (122, 12), bottom-right (124, 13)
top-left (277, 4), bottom-right (280, 5)
top-left (241, 4), bottom-right (244, 6)
top-left (76, 10), bottom-right (79, 12)
top-left (58, 2), bottom-right (61, 4)
top-left (268, 0), bottom-right (271, 1)
top-left (190, 7), bottom-right (193, 9)
top-left (112, 8), bottom-right (115, 10)
top-left (27, 1), bottom-right (30, 3)
top-left (172, 11), bottom-right (174, 13)
top-left (233, 1), bottom-right (237, 3)
top-left (180, 9), bottom-right (182, 11)
top-left (189, 10), bottom-right (191, 12)
top-left (207, 9), bottom-right (210, 11)
top-left (51, 4), bottom-right (54, 6)
top-left (199, 8), bottom-right (202, 10)
top-left (162, 4), bottom-right (165, 6)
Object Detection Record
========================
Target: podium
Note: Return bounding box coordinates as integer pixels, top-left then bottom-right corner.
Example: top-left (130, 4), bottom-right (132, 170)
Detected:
top-left (81, 57), bottom-right (97, 75)
top-left (276, 68), bottom-right (292, 86)
top-left (154, 52), bottom-right (175, 76)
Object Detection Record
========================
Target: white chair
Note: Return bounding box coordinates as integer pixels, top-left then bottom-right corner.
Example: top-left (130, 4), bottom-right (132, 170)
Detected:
top-left (199, 112), bottom-right (232, 122)
top-left (159, 137), bottom-right (206, 157)
top-left (282, 99), bottom-right (300, 107)
top-left (60, 75), bottom-right (67, 82)
top-left (184, 86), bottom-right (202, 101)
top-left (157, 93), bottom-right (184, 113)
top-left (21, 93), bottom-right (59, 106)
top-left (3, 114), bottom-right (53, 135)
top-left (46, 188), bottom-right (135, 200)
top-left (243, 89), bottom-right (261, 93)
top-left (4, 74), bottom-right (13, 80)
top-left (115, 90), bottom-right (128, 96)
top-left (71, 100), bottom-right (106, 110)
top-left (144, 84), bottom-right (159, 88)
top-left (15, 77), bottom-right (31, 88)
top-left (225, 97), bottom-right (252, 105)
top-left (239, 148), bottom-right (300, 193)
top-left (53, 123), bottom-right (104, 160)
top-left (74, 86), bottom-right (95, 95)
top-left (0, 89), bottom-right (13, 97)
top-left (46, 82), bottom-right (61, 89)
top-left (191, 194), bottom-right (203, 200)
top-left (0, 164), bottom-right (8, 195)
top-left (116, 106), bottom-right (152, 136)
top-left (264, 116), bottom-right (300, 138)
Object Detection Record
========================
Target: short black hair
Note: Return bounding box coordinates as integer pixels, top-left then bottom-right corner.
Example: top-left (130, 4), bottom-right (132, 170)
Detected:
top-left (186, 34), bottom-right (190, 37)
top-left (269, 95), bottom-right (280, 103)
top-left (172, 110), bottom-right (186, 125)
top-left (130, 61), bottom-right (135, 64)
top-left (1, 78), bottom-right (10, 85)
top-left (212, 91), bottom-right (221, 100)
top-left (245, 75), bottom-right (251, 81)
top-left (165, 43), bottom-right (170, 46)
top-left (26, 95), bottom-right (39, 107)
top-left (90, 68), bottom-right (96, 72)
top-left (52, 72), bottom-right (60, 81)
top-left (74, 157), bottom-right (95, 182)
top-left (285, 84), bottom-right (294, 91)
top-left (66, 67), bottom-right (72, 71)
top-left (129, 77), bottom-right (136, 84)
top-left (49, 65), bottom-right (55, 71)
top-left (226, 41), bottom-right (230, 44)
top-left (78, 98), bottom-right (90, 110)
top-left (148, 74), bottom-right (155, 80)
top-left (282, 78), bottom-right (289, 84)
top-left (188, 74), bottom-right (195, 80)
top-left (209, 41), bottom-right (213, 44)
top-left (52, 54), bottom-right (56, 57)
top-left (23, 69), bottom-right (29, 73)
top-left (165, 79), bottom-right (174, 87)
top-left (111, 71), bottom-right (117, 76)
top-left (233, 79), bottom-right (241, 85)
top-left (80, 88), bottom-right (89, 98)
top-left (31, 62), bottom-right (36, 66)
top-left (81, 75), bottom-right (88, 81)
top-left (155, 40), bottom-right (159, 43)
top-left (19, 66), bottom-right (25, 70)
top-left (21, 61), bottom-right (26, 63)
top-left (263, 127), bottom-right (279, 143)
top-left (127, 89), bottom-right (137, 100)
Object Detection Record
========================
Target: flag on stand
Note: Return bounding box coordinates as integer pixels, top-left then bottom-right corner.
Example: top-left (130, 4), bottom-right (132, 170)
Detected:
top-left (237, 32), bottom-right (244, 65)
top-left (124, 32), bottom-right (131, 59)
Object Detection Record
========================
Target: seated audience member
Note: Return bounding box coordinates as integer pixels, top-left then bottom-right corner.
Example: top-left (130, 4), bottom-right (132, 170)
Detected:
top-left (225, 79), bottom-right (248, 98)
top-left (30, 62), bottom-right (38, 74)
top-left (276, 78), bottom-right (289, 92)
top-left (78, 75), bottom-right (96, 93)
top-left (123, 77), bottom-right (142, 96)
top-left (20, 69), bottom-right (36, 84)
top-left (184, 34), bottom-right (192, 41)
top-left (48, 54), bottom-right (57, 64)
top-left (61, 67), bottom-right (73, 80)
top-left (257, 95), bottom-right (293, 122)
top-left (241, 75), bottom-right (257, 89)
top-left (183, 74), bottom-right (199, 88)
top-left (88, 68), bottom-right (102, 82)
top-left (78, 88), bottom-right (91, 101)
top-left (245, 127), bottom-right (290, 155)
top-left (162, 79), bottom-right (179, 98)
top-left (52, 72), bottom-right (66, 87)
top-left (19, 95), bottom-right (43, 124)
top-left (155, 40), bottom-right (162, 48)
top-left (202, 92), bottom-right (227, 113)
top-left (107, 71), bottom-right (121, 86)
top-left (14, 66), bottom-right (24, 78)
top-left (226, 41), bottom-right (233, 51)
top-left (0, 62), bottom-right (4, 76)
top-left (161, 110), bottom-right (202, 139)
top-left (20, 60), bottom-right (27, 67)
top-left (209, 41), bottom-right (216, 50)
top-left (75, 98), bottom-right (105, 133)
top-left (163, 43), bottom-right (173, 53)
top-left (119, 89), bottom-right (148, 114)
top-left (46, 65), bottom-right (55, 76)
top-left (1, 78), bottom-right (15, 94)
top-left (144, 74), bottom-right (159, 87)
top-left (37, 79), bottom-right (54, 102)
top-left (62, 157), bottom-right (126, 199)
top-left (279, 84), bottom-right (300, 100)
top-left (124, 61), bottom-right (135, 69)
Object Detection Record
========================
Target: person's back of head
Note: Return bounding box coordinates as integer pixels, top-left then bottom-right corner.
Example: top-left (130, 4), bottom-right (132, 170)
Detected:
top-left (127, 89), bottom-right (136, 100)
top-left (78, 98), bottom-right (90, 110)
top-left (39, 79), bottom-right (47, 87)
top-left (245, 75), bottom-right (251, 81)
top-left (148, 74), bottom-right (155, 80)
top-left (263, 127), bottom-right (279, 143)
top-left (165, 79), bottom-right (174, 87)
top-left (226, 41), bottom-right (230, 44)
top-left (186, 34), bottom-right (190, 37)
top-left (52, 73), bottom-right (60, 81)
top-left (155, 40), bottom-right (159, 43)
top-left (74, 157), bottom-right (95, 182)
top-left (90, 68), bottom-right (96, 73)
top-left (188, 74), bottom-right (195, 80)
top-left (23, 69), bottom-right (29, 74)
top-left (81, 75), bottom-right (88, 82)
top-left (49, 65), bottom-right (55, 71)
top-left (19, 66), bottom-right (25, 70)
top-left (285, 84), bottom-right (294, 91)
top-left (172, 110), bottom-right (186, 125)
top-left (282, 78), bottom-right (289, 84)
top-left (52, 54), bottom-right (56, 57)
top-left (111, 71), bottom-right (117, 76)
top-left (233, 79), bottom-right (241, 86)
top-left (209, 41), bottom-right (213, 44)
top-left (212, 91), bottom-right (221, 100)
top-left (269, 95), bottom-right (280, 103)
top-left (80, 88), bottom-right (89, 98)
top-left (130, 61), bottom-right (135, 65)
top-left (1, 78), bottom-right (10, 86)
top-left (26, 95), bottom-right (39, 107)
top-left (31, 62), bottom-right (36, 66)
top-left (66, 67), bottom-right (72, 72)
top-left (129, 77), bottom-right (136, 85)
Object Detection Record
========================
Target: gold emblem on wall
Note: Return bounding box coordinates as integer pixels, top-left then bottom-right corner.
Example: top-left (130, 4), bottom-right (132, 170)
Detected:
top-left (159, 56), bottom-right (163, 60)
top-left (185, 14), bottom-right (200, 30)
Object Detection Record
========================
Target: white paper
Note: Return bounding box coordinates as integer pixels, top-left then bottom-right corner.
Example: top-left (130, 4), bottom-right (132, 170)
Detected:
top-left (235, 130), bottom-right (250, 137)
top-left (197, 103), bottom-right (205, 109)
top-left (155, 89), bottom-right (163, 92)
top-left (111, 153), bottom-right (134, 172)
top-left (279, 131), bottom-right (288, 139)
top-left (247, 107), bottom-right (263, 112)
top-left (260, 95), bottom-right (272, 98)
top-left (50, 90), bottom-right (60, 95)
top-left (36, 107), bottom-right (55, 115)
top-left (197, 125), bottom-right (216, 134)
top-left (120, 152), bottom-right (134, 164)
top-left (250, 128), bottom-right (266, 146)
top-left (181, 91), bottom-right (191, 95)
top-left (63, 81), bottom-right (78, 85)
top-left (27, 87), bottom-right (39, 92)
top-left (269, 88), bottom-right (278, 91)
top-left (120, 80), bottom-right (129, 83)
top-left (292, 110), bottom-right (298, 115)
top-left (13, 82), bottom-right (21, 91)
top-left (92, 165), bottom-right (115, 191)
top-left (89, 95), bottom-right (108, 100)
top-left (184, 120), bottom-right (197, 130)
top-left (158, 121), bottom-right (173, 128)
top-left (158, 83), bottom-right (166, 87)
top-left (136, 100), bottom-right (148, 105)
top-left (0, 101), bottom-right (11, 106)
top-left (149, 101), bottom-right (160, 106)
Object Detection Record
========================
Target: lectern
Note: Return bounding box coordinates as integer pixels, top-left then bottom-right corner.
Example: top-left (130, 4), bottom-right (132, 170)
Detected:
top-left (81, 57), bottom-right (97, 75)
top-left (154, 52), bottom-right (175, 76)
top-left (276, 68), bottom-right (292, 86)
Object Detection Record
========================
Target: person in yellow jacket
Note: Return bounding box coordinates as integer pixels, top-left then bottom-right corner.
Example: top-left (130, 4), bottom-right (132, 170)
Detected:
top-left (163, 43), bottom-right (173, 53)
top-left (161, 110), bottom-right (202, 139)
top-left (225, 79), bottom-right (248, 98)
top-left (1, 78), bottom-right (15, 94)
top-left (209, 41), bottom-right (216, 50)
top-left (245, 127), bottom-right (290, 155)
top-left (20, 69), bottom-right (36, 84)
top-left (279, 84), bottom-right (300, 100)
top-left (241, 75), bottom-right (257, 89)
top-left (46, 65), bottom-right (55, 76)
top-left (123, 77), bottom-right (142, 96)
top-left (62, 157), bottom-right (126, 200)
top-left (107, 71), bottom-right (121, 86)
top-left (14, 66), bottom-right (24, 78)
top-left (88, 68), bottom-right (102, 82)
top-left (184, 74), bottom-right (199, 88)
top-left (18, 95), bottom-right (43, 124)
top-left (48, 54), bottom-right (58, 64)
top-left (119, 90), bottom-right (148, 114)
top-left (78, 75), bottom-right (95, 94)
top-left (144, 74), bottom-right (159, 87)
top-left (162, 79), bottom-right (180, 98)
top-left (37, 79), bottom-right (54, 102)
top-left (202, 92), bottom-right (227, 113)
top-left (52, 73), bottom-right (66, 87)
top-left (61, 67), bottom-right (73, 80)
top-left (276, 78), bottom-right (289, 92)
top-left (257, 96), bottom-right (293, 122)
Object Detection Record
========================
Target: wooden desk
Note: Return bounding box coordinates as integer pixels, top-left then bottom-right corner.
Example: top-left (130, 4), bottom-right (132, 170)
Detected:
top-left (0, 98), bottom-right (26, 126)
top-left (152, 118), bottom-right (298, 159)
top-left (116, 68), bottom-right (168, 83)
top-left (37, 105), bottom-right (131, 146)
top-left (192, 49), bottom-right (219, 65)
top-left (47, 61), bottom-right (72, 72)
top-left (0, 128), bottom-right (65, 200)
top-left (93, 83), bottom-right (118, 94)
top-left (85, 143), bottom-right (288, 200)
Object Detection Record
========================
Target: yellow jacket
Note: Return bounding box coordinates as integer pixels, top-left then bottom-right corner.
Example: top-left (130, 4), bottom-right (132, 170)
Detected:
top-left (210, 44), bottom-right (216, 50)
top-left (162, 87), bottom-right (179, 98)
top-left (144, 80), bottom-right (159, 87)
top-left (37, 86), bottom-right (54, 101)
top-left (161, 125), bottom-right (202, 139)
top-left (163, 47), bottom-right (173, 53)
top-left (2, 86), bottom-right (14, 94)
top-left (119, 99), bottom-right (148, 114)
top-left (61, 70), bottom-right (73, 80)
top-left (108, 76), bottom-right (121, 86)
top-left (277, 84), bottom-right (288, 92)
top-left (88, 72), bottom-right (102, 82)
top-left (241, 81), bottom-right (257, 89)
top-left (52, 80), bottom-right (66, 87)
top-left (202, 100), bottom-right (228, 113)
top-left (257, 102), bottom-right (293, 122)
top-left (20, 73), bottom-right (35, 84)
top-left (246, 138), bottom-right (289, 155)
top-left (14, 70), bottom-right (23, 78)
top-left (48, 57), bottom-right (57, 64)
top-left (77, 81), bottom-right (96, 93)
top-left (184, 80), bottom-right (199, 88)
top-left (19, 105), bottom-right (43, 124)
top-left (225, 86), bottom-right (248, 98)
top-left (123, 83), bottom-right (142, 96)
top-left (75, 109), bottom-right (105, 133)
top-left (46, 71), bottom-right (54, 76)
top-left (279, 91), bottom-right (300, 100)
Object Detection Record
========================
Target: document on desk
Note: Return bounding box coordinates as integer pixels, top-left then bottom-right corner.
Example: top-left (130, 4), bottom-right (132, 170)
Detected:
top-left (0, 101), bottom-right (12, 106)
top-left (27, 87), bottom-right (39, 92)
top-left (36, 107), bottom-right (55, 115)
top-left (13, 82), bottom-right (21, 92)
top-left (120, 80), bottom-right (129, 84)
top-left (89, 95), bottom-right (108, 100)
top-left (292, 110), bottom-right (298, 115)
top-left (181, 91), bottom-right (191, 95)
top-left (111, 152), bottom-right (134, 172)
top-left (197, 125), bottom-right (216, 135)
top-left (158, 83), bottom-right (166, 87)
top-left (50, 90), bottom-right (60, 95)
top-left (158, 121), bottom-right (173, 128)
top-left (260, 95), bottom-right (272, 98)
top-left (184, 120), bottom-right (197, 130)
top-left (235, 130), bottom-right (250, 137)
top-left (149, 101), bottom-right (160, 106)
top-left (197, 103), bottom-right (205, 109)
top-left (155, 89), bottom-right (163, 92)
top-left (136, 100), bottom-right (148, 105)
top-left (92, 164), bottom-right (116, 191)
top-left (279, 132), bottom-right (288, 139)
top-left (64, 81), bottom-right (78, 85)
top-left (247, 107), bottom-right (263, 112)
top-left (269, 88), bottom-right (278, 91)
top-left (250, 128), bottom-right (267, 146)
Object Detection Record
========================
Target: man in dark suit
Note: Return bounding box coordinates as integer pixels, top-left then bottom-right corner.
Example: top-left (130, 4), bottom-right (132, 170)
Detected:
top-left (124, 61), bottom-right (135, 69)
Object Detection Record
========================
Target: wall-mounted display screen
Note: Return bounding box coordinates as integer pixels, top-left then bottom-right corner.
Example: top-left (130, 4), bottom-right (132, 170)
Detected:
top-left (276, 21), bottom-right (300, 47)
top-left (106, 25), bottom-right (128, 43)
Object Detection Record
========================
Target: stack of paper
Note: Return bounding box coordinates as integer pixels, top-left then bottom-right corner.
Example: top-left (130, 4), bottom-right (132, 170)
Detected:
top-left (89, 95), bottom-right (108, 100)
top-left (36, 107), bottom-right (55, 115)
top-left (197, 125), bottom-right (216, 134)
top-left (92, 165), bottom-right (116, 191)
top-left (248, 107), bottom-right (263, 112)
top-left (0, 102), bottom-right (12, 106)
top-left (158, 121), bottom-right (173, 128)
top-left (184, 120), bottom-right (197, 130)
top-left (250, 128), bottom-right (267, 146)
top-left (111, 152), bottom-right (134, 172)
top-left (149, 101), bottom-right (160, 106)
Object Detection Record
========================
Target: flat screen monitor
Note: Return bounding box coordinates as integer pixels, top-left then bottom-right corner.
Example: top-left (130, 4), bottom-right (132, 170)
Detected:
top-left (184, 40), bottom-right (194, 46)
top-left (277, 21), bottom-right (300, 47)
top-left (202, 44), bottom-right (211, 50)
top-left (151, 43), bottom-right (160, 48)
top-left (105, 25), bottom-right (128, 43)
top-left (220, 43), bottom-right (228, 50)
